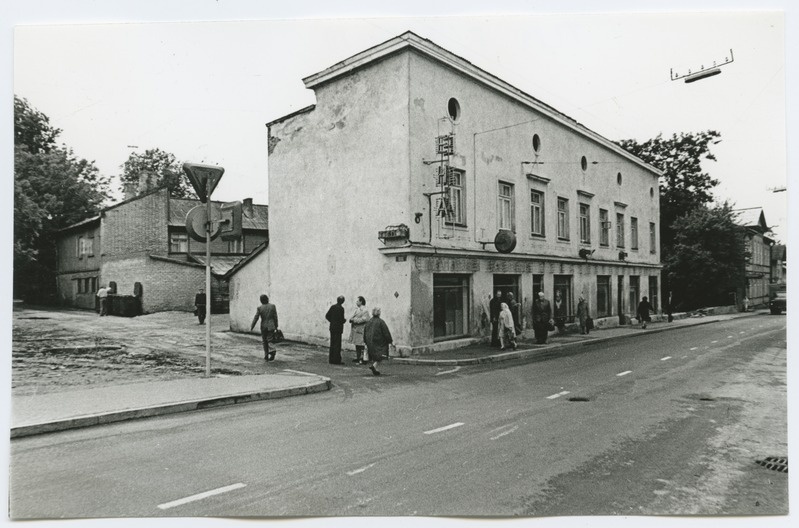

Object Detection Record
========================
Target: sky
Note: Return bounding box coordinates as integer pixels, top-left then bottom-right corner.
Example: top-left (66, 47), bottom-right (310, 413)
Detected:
top-left (1, 2), bottom-right (796, 528)
top-left (5, 2), bottom-right (792, 244)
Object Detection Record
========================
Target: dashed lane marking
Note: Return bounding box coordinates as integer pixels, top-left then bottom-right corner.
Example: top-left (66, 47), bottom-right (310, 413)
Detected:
top-left (727, 335), bottom-right (734, 338)
top-left (490, 425), bottom-right (519, 440)
top-left (424, 422), bottom-right (464, 435)
top-left (546, 391), bottom-right (571, 400)
top-left (157, 483), bottom-right (246, 510)
top-left (661, 356), bottom-right (672, 361)
top-left (690, 347), bottom-right (698, 351)
top-left (616, 371), bottom-right (632, 377)
top-left (740, 331), bottom-right (746, 334)
top-left (347, 463), bottom-right (376, 476)
top-left (436, 366), bottom-right (462, 376)
top-left (711, 340), bottom-right (719, 344)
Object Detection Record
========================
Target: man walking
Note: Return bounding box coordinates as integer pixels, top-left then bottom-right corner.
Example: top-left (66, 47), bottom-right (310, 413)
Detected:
top-left (250, 294), bottom-right (279, 361)
top-left (489, 290), bottom-right (503, 347)
top-left (532, 291), bottom-right (553, 344)
top-left (506, 292), bottom-right (522, 335)
top-left (194, 287), bottom-right (206, 325)
top-left (325, 295), bottom-right (346, 365)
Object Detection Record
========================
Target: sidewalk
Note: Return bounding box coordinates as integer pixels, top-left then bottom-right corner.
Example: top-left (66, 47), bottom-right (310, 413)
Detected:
top-left (11, 307), bottom-right (764, 439)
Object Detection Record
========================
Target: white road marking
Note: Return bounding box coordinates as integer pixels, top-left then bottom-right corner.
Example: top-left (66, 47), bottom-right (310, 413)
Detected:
top-left (157, 483), bottom-right (246, 510)
top-left (347, 463), bottom-right (376, 476)
top-left (282, 369), bottom-right (318, 377)
top-left (661, 356), bottom-right (672, 361)
top-left (546, 391), bottom-right (571, 400)
top-left (436, 366), bottom-right (462, 376)
top-left (739, 331), bottom-right (745, 334)
top-left (490, 425), bottom-right (519, 440)
top-left (727, 335), bottom-right (734, 339)
top-left (711, 340), bottom-right (718, 344)
top-left (616, 371), bottom-right (632, 377)
top-left (690, 347), bottom-right (698, 351)
top-left (424, 422), bottom-right (464, 435)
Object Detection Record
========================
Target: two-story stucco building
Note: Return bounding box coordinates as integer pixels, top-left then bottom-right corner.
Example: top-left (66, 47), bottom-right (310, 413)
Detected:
top-left (229, 31), bottom-right (662, 355)
top-left (733, 207), bottom-right (775, 308)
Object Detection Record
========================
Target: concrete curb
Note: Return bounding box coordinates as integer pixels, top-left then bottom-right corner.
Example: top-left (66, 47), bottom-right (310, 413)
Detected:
top-left (391, 319), bottom-right (722, 366)
top-left (11, 377), bottom-right (332, 439)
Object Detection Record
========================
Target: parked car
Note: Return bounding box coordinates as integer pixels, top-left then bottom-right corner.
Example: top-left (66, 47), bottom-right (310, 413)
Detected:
top-left (769, 291), bottom-right (786, 315)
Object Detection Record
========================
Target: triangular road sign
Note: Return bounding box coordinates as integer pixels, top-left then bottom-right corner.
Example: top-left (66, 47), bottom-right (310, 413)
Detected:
top-left (182, 163), bottom-right (225, 203)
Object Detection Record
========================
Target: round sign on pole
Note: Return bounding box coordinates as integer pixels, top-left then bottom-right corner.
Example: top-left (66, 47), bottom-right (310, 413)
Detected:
top-left (186, 205), bottom-right (221, 242)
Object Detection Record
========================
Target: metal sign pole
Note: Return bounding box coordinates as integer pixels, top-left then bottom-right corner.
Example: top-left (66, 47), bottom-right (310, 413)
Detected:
top-left (205, 178), bottom-right (212, 377)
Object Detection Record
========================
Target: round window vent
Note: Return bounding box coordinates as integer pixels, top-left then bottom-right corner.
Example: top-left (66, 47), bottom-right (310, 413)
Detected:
top-left (448, 98), bottom-right (461, 122)
top-left (617, 172), bottom-right (623, 185)
top-left (581, 156), bottom-right (588, 171)
top-left (533, 134), bottom-right (541, 153)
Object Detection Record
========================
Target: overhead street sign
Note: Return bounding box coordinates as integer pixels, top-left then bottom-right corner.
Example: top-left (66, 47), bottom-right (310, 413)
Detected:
top-left (182, 163), bottom-right (225, 203)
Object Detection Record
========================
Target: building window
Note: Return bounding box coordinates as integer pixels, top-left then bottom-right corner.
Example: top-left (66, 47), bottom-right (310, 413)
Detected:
top-left (498, 182), bottom-right (515, 231)
top-left (532, 134), bottom-right (541, 153)
top-left (170, 233), bottom-right (188, 253)
top-left (599, 209), bottom-right (610, 246)
top-left (554, 275), bottom-right (573, 322)
top-left (77, 236), bottom-right (85, 259)
top-left (649, 222), bottom-right (657, 254)
top-left (616, 213), bottom-right (625, 248)
top-left (579, 203), bottom-right (590, 244)
top-left (86, 237), bottom-right (94, 257)
top-left (630, 217), bottom-right (639, 250)
top-left (557, 198), bottom-right (569, 240)
top-left (597, 275), bottom-right (612, 317)
top-left (446, 169), bottom-right (466, 226)
top-left (629, 276), bottom-right (640, 315)
top-left (581, 156), bottom-right (588, 171)
top-left (433, 274), bottom-right (470, 340)
top-left (530, 189), bottom-right (545, 236)
top-left (227, 237), bottom-right (244, 253)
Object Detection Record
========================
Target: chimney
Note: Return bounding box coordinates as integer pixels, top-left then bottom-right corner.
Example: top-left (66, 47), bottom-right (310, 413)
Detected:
top-left (243, 198), bottom-right (254, 218)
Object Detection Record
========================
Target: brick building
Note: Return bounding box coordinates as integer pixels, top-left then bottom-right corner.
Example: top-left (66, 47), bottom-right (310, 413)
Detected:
top-left (229, 32), bottom-right (662, 355)
top-left (55, 187), bottom-right (268, 314)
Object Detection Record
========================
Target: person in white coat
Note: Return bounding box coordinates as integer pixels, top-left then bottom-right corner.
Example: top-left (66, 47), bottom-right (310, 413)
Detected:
top-left (348, 296), bottom-right (371, 364)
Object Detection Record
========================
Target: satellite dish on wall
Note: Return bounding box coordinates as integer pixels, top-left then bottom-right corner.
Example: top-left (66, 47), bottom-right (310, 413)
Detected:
top-left (494, 229), bottom-right (517, 254)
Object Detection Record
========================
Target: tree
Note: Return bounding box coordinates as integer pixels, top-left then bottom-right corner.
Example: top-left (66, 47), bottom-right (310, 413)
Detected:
top-left (616, 131), bottom-right (720, 250)
top-left (616, 131), bottom-right (723, 309)
top-left (664, 203), bottom-right (747, 311)
top-left (14, 95), bottom-right (109, 301)
top-left (120, 148), bottom-right (191, 198)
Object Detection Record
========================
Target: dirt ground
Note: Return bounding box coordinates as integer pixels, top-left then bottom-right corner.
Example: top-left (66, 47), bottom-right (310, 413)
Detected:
top-left (10, 304), bottom-right (328, 397)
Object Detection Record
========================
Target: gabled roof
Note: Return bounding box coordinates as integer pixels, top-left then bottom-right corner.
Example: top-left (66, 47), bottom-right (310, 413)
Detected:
top-left (168, 198), bottom-right (269, 230)
top-left (189, 254), bottom-right (251, 277)
top-left (56, 215), bottom-right (101, 233)
top-left (296, 31), bottom-right (662, 177)
top-left (733, 207), bottom-right (768, 231)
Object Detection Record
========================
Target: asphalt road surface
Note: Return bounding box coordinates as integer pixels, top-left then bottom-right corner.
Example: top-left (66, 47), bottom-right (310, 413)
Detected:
top-left (9, 314), bottom-right (787, 519)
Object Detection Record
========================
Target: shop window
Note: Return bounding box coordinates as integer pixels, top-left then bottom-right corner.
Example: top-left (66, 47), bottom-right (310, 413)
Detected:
top-left (433, 274), bottom-right (470, 340)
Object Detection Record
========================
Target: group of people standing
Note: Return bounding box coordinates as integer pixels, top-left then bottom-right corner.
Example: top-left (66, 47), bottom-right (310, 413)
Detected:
top-left (491, 290), bottom-right (594, 347)
top-left (325, 295), bottom-right (392, 376)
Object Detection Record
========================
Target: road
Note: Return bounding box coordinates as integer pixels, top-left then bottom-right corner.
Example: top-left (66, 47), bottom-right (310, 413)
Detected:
top-left (9, 314), bottom-right (787, 519)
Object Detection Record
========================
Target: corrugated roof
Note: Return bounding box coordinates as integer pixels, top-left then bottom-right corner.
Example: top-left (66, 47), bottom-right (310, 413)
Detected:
top-left (169, 198), bottom-right (268, 230)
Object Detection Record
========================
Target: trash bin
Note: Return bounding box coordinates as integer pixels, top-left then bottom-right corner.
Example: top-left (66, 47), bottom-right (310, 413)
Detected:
top-left (108, 294), bottom-right (141, 317)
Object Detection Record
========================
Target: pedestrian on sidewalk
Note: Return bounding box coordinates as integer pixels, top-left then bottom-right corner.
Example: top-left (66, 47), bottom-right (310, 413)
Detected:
top-left (532, 291), bottom-right (553, 344)
top-left (348, 296), bottom-right (370, 364)
top-left (637, 296), bottom-right (653, 329)
top-left (325, 296), bottom-right (346, 365)
top-left (96, 285), bottom-right (109, 316)
top-left (743, 296), bottom-right (750, 312)
top-left (576, 295), bottom-right (590, 335)
top-left (499, 302), bottom-right (517, 350)
top-left (364, 307), bottom-right (392, 376)
top-left (506, 292), bottom-right (522, 335)
top-left (489, 290), bottom-right (503, 348)
top-left (194, 288), bottom-right (206, 325)
top-left (250, 294), bottom-right (279, 361)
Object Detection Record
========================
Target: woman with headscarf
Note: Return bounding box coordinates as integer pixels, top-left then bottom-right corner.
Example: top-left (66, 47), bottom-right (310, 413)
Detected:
top-left (364, 307), bottom-right (393, 376)
top-left (499, 302), bottom-right (517, 351)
